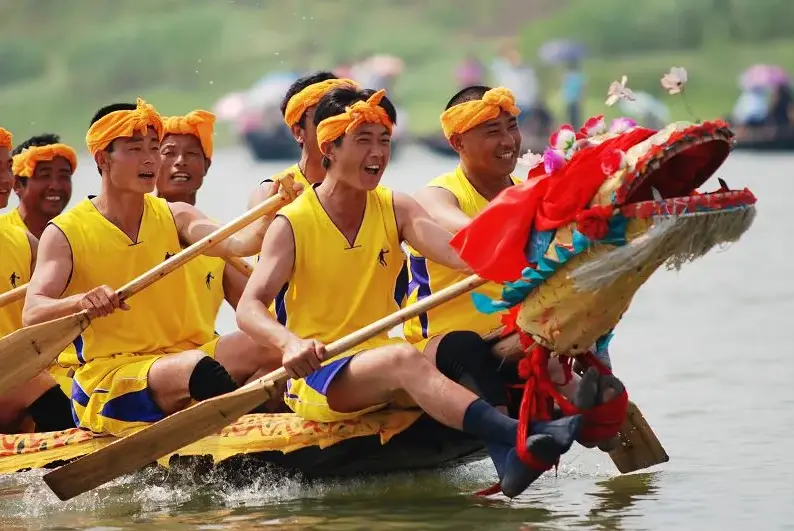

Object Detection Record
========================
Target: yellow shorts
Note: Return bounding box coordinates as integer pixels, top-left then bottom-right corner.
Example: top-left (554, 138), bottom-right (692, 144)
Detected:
top-left (284, 337), bottom-right (404, 423)
top-left (71, 337), bottom-right (220, 437)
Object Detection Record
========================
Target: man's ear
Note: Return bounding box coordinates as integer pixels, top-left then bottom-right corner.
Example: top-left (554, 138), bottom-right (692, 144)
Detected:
top-left (95, 150), bottom-right (111, 175)
top-left (291, 123), bottom-right (305, 144)
top-left (448, 133), bottom-right (464, 154)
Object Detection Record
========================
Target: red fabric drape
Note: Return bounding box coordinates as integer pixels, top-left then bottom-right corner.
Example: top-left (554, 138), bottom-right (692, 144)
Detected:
top-left (450, 128), bottom-right (656, 282)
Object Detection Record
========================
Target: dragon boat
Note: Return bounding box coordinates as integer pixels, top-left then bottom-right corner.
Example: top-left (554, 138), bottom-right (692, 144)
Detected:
top-left (0, 116), bottom-right (756, 481)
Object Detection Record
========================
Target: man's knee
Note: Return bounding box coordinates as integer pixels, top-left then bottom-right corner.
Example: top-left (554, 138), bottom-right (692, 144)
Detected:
top-left (148, 350), bottom-right (208, 413)
top-left (216, 331), bottom-right (280, 378)
top-left (387, 343), bottom-right (428, 375)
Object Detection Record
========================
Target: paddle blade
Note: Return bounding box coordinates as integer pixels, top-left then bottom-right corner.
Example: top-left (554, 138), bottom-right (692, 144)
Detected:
top-left (44, 371), bottom-right (284, 501)
top-left (0, 312), bottom-right (90, 395)
top-left (608, 401), bottom-right (669, 473)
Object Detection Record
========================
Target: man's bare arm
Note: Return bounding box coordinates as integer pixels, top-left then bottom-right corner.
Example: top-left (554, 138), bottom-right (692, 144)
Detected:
top-left (412, 186), bottom-right (472, 234)
top-left (236, 216), bottom-right (298, 350)
top-left (393, 192), bottom-right (471, 272)
top-left (221, 262), bottom-right (249, 310)
top-left (26, 231), bottom-right (38, 273)
top-left (236, 216), bottom-right (325, 378)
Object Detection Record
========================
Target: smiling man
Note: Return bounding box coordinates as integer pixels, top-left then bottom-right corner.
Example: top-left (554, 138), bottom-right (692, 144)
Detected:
top-left (156, 109), bottom-right (254, 331)
top-left (0, 126), bottom-right (75, 434)
top-left (23, 99), bottom-right (292, 436)
top-left (236, 86), bottom-right (578, 498)
top-left (247, 72), bottom-right (357, 207)
top-left (2, 134), bottom-right (77, 238)
top-left (3, 134), bottom-right (80, 397)
top-left (404, 85), bottom-right (522, 358)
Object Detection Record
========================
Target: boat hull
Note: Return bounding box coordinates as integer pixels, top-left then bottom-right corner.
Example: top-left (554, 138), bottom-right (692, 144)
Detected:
top-left (732, 125), bottom-right (794, 152)
top-left (0, 410), bottom-right (485, 478)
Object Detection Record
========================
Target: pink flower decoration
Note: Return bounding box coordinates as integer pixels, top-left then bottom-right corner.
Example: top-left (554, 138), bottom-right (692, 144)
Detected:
top-left (661, 67), bottom-right (688, 95)
top-left (605, 75), bottom-right (636, 106)
top-left (549, 124), bottom-right (576, 152)
top-left (601, 148), bottom-right (627, 175)
top-left (580, 115), bottom-right (607, 137)
top-left (543, 147), bottom-right (566, 174)
top-left (518, 149), bottom-right (543, 170)
top-left (609, 117), bottom-right (638, 134)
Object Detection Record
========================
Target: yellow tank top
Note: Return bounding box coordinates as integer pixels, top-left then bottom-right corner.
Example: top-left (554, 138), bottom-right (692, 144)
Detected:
top-left (184, 252), bottom-right (226, 336)
top-left (0, 208), bottom-right (80, 378)
top-left (404, 166), bottom-right (520, 343)
top-left (0, 220), bottom-right (31, 337)
top-left (51, 195), bottom-right (213, 362)
top-left (0, 208), bottom-right (26, 231)
top-left (277, 185), bottom-right (405, 354)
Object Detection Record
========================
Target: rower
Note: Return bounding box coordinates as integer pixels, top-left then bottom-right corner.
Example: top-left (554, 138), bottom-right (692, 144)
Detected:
top-left (236, 86), bottom-right (581, 498)
top-left (155, 110), bottom-right (283, 413)
top-left (22, 99), bottom-right (296, 437)
top-left (0, 127), bottom-right (74, 434)
top-left (407, 86), bottom-right (626, 452)
top-left (246, 70), bottom-right (409, 302)
top-left (156, 110), bottom-right (249, 327)
top-left (4, 134), bottom-right (81, 397)
top-left (404, 86), bottom-right (524, 415)
top-left (3, 134), bottom-right (76, 238)
top-left (247, 71), bottom-right (358, 205)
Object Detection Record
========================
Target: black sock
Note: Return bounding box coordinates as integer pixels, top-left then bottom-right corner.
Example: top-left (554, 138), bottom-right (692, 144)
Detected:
top-left (188, 357), bottom-right (239, 401)
top-left (27, 385), bottom-right (75, 432)
top-left (462, 399), bottom-right (520, 478)
top-left (436, 331), bottom-right (508, 407)
top-left (462, 398), bottom-right (517, 446)
top-left (487, 442), bottom-right (512, 479)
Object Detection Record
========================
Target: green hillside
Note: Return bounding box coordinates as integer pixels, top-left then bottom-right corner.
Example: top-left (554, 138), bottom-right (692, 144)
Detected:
top-left (0, 0), bottom-right (791, 149)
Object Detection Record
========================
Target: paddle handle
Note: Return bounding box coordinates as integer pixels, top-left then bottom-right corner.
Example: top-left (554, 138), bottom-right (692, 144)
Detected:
top-left (0, 283), bottom-right (27, 309)
top-left (116, 194), bottom-right (286, 301)
top-left (225, 256), bottom-right (254, 277)
top-left (238, 274), bottom-right (488, 390)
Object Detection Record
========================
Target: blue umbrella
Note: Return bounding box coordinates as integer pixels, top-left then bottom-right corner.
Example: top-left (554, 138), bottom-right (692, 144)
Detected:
top-left (538, 39), bottom-right (588, 65)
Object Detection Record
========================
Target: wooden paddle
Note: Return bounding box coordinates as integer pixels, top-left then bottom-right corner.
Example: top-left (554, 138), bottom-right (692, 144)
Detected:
top-left (0, 283), bottom-right (27, 309)
top-left (0, 193), bottom-right (291, 396)
top-left (43, 274), bottom-right (489, 501)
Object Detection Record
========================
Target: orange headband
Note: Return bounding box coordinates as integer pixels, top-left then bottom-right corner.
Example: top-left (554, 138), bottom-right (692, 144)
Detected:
top-left (315, 89), bottom-right (393, 149)
top-left (12, 144), bottom-right (78, 178)
top-left (440, 86), bottom-right (521, 139)
top-left (86, 97), bottom-right (164, 155)
top-left (283, 78), bottom-right (360, 127)
top-left (162, 109), bottom-right (216, 158)
top-left (0, 127), bottom-right (12, 150)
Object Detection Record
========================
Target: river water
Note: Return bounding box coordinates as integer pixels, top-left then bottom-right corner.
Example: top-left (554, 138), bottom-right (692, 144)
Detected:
top-left (0, 145), bottom-right (792, 530)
